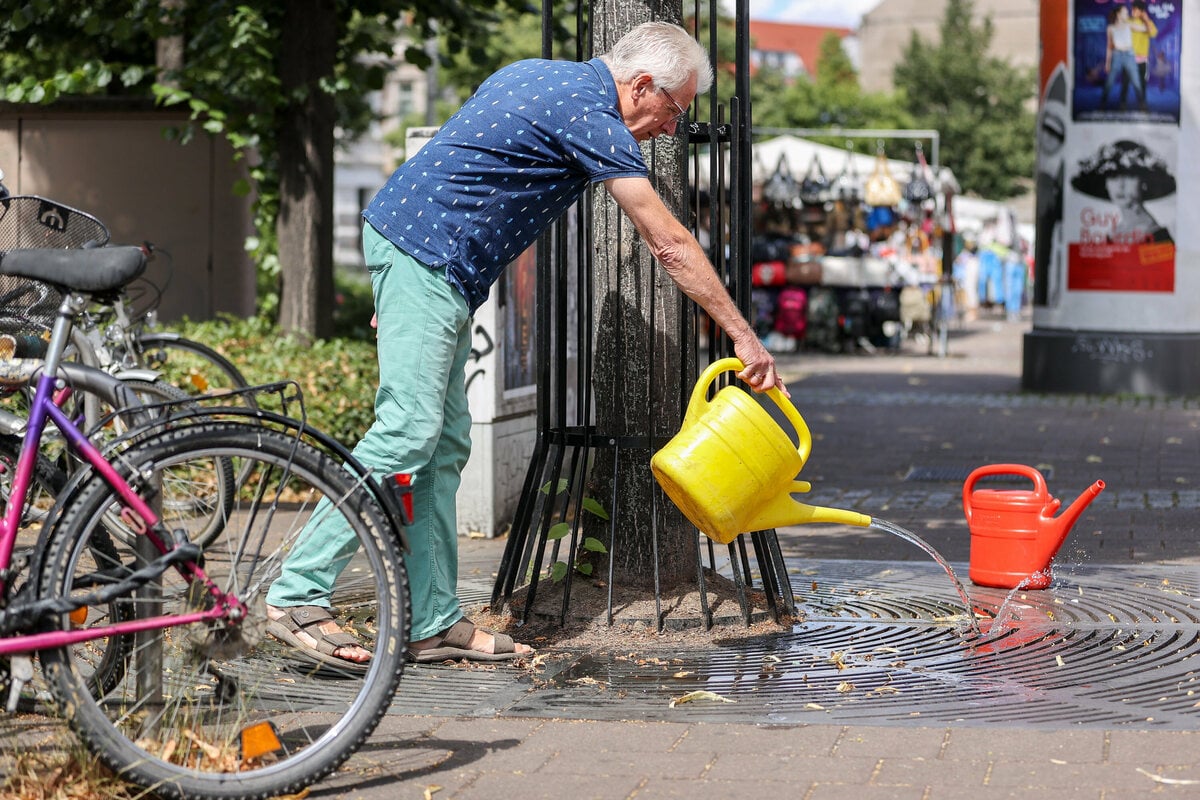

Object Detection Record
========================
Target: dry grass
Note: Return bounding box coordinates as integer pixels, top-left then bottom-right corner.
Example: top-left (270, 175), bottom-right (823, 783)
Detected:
top-left (0, 746), bottom-right (136, 800)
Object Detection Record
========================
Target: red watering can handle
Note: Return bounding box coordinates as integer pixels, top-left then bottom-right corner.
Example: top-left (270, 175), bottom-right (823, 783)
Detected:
top-left (962, 463), bottom-right (1048, 526)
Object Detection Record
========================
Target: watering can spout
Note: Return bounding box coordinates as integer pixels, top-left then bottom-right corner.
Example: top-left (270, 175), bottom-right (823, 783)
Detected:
top-left (745, 482), bottom-right (873, 533)
top-left (1043, 479), bottom-right (1105, 558)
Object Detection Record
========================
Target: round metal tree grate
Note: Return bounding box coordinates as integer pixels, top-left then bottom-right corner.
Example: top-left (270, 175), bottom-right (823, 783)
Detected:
top-left (507, 559), bottom-right (1200, 729)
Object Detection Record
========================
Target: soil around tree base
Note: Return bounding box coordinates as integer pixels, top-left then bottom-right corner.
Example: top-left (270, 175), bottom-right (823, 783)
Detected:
top-left (471, 570), bottom-right (801, 652)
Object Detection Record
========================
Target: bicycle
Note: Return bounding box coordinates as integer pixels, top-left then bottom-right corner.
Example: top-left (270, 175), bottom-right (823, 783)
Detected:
top-left (0, 243), bottom-right (412, 800)
top-left (0, 170), bottom-right (252, 406)
top-left (0, 182), bottom-right (221, 523)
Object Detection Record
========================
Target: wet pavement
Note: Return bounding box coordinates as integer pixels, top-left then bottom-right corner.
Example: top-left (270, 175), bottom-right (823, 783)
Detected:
top-left (9, 309), bottom-right (1200, 798)
top-left (335, 310), bottom-right (1200, 798)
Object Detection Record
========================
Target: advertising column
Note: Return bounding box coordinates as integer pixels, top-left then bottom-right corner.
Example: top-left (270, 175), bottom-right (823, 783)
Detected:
top-left (1026, 0), bottom-right (1198, 394)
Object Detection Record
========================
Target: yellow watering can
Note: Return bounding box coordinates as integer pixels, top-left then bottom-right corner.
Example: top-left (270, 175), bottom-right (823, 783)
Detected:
top-left (651, 358), bottom-right (870, 544)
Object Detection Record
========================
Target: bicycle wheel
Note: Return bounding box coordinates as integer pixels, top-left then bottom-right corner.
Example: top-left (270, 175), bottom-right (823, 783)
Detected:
top-left (0, 437), bottom-right (135, 699)
top-left (0, 432), bottom-right (65, 528)
top-left (133, 335), bottom-right (258, 488)
top-left (39, 422), bottom-right (409, 800)
top-left (81, 379), bottom-right (237, 548)
top-left (136, 333), bottom-right (251, 401)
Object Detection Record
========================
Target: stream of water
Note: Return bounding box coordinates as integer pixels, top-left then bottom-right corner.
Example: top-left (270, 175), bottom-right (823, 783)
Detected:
top-left (868, 518), bottom-right (982, 638)
top-left (986, 575), bottom-right (1046, 633)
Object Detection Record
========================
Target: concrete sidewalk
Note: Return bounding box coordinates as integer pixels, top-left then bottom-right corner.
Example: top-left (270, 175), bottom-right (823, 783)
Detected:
top-left (8, 309), bottom-right (1200, 799)
top-left (308, 309), bottom-right (1199, 799)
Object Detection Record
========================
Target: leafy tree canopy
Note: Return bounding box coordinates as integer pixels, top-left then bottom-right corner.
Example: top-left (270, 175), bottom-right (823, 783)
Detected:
top-left (1, 0), bottom-right (537, 326)
top-left (749, 33), bottom-right (914, 155)
top-left (891, 0), bottom-right (1036, 198)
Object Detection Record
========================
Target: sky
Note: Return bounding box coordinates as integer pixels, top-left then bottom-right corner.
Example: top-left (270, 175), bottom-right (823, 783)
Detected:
top-left (746, 0), bottom-right (884, 28)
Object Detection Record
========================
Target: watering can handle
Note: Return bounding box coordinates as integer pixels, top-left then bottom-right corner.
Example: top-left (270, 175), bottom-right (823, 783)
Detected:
top-left (686, 358), bottom-right (814, 465)
top-left (962, 463), bottom-right (1048, 526)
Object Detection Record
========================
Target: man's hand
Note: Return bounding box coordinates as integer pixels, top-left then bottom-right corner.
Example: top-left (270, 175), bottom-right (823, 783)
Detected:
top-left (731, 330), bottom-right (788, 397)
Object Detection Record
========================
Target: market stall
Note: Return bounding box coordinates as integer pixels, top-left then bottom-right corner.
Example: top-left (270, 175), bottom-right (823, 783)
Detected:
top-left (743, 134), bottom-right (959, 353)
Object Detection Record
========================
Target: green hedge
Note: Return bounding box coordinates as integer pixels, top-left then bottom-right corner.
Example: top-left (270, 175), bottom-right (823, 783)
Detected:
top-left (167, 315), bottom-right (379, 448)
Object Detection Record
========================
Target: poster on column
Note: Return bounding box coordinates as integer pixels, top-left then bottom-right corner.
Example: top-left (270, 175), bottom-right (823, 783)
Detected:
top-left (1064, 127), bottom-right (1177, 292)
top-left (1072, 0), bottom-right (1183, 124)
top-left (1064, 0), bottom-right (1182, 296)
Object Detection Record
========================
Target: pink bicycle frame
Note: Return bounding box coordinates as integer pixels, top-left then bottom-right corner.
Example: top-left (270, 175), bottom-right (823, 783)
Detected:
top-left (0, 370), bottom-right (244, 656)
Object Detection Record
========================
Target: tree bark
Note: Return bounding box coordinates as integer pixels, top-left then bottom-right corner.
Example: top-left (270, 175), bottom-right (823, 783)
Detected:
top-left (154, 0), bottom-right (184, 86)
top-left (589, 4), bottom-right (696, 590)
top-left (276, 0), bottom-right (337, 340)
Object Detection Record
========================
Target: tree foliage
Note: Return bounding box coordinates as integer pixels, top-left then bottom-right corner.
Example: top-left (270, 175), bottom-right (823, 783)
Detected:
top-left (749, 33), bottom-right (914, 155)
top-left (1, 0), bottom-right (536, 334)
top-left (891, 0), bottom-right (1036, 198)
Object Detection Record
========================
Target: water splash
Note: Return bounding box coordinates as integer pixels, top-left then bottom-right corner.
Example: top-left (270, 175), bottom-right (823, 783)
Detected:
top-left (868, 518), bottom-right (981, 638)
top-left (985, 573), bottom-right (1048, 635)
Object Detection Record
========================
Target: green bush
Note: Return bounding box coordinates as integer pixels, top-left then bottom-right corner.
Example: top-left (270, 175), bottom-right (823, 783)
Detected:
top-left (163, 314), bottom-right (379, 448)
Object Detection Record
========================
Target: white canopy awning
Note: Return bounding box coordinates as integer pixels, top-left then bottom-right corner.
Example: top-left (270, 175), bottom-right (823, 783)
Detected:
top-left (694, 134), bottom-right (957, 194)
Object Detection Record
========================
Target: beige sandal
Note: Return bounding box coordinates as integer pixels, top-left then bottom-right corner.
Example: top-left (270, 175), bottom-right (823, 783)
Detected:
top-left (266, 605), bottom-right (371, 674)
top-left (407, 618), bottom-right (525, 663)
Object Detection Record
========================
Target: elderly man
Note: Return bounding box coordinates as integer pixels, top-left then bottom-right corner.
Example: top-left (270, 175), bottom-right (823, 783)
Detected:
top-left (265, 21), bottom-right (784, 668)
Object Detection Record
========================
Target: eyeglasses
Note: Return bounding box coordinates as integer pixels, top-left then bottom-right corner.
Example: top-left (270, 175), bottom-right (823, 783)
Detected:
top-left (658, 87), bottom-right (689, 120)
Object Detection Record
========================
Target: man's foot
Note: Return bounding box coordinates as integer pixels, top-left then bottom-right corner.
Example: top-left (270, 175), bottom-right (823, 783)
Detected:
top-left (407, 617), bottom-right (534, 663)
top-left (266, 605), bottom-right (372, 673)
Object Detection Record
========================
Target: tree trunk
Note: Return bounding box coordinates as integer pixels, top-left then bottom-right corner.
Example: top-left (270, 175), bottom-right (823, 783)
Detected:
top-left (276, 0), bottom-right (337, 340)
top-left (589, 4), bottom-right (695, 590)
top-left (154, 0), bottom-right (184, 86)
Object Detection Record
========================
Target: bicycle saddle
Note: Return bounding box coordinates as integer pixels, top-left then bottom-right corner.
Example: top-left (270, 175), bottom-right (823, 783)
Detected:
top-left (0, 246), bottom-right (146, 294)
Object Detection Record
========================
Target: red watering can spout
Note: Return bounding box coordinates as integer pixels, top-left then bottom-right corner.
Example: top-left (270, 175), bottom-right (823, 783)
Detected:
top-left (1045, 479), bottom-right (1105, 555)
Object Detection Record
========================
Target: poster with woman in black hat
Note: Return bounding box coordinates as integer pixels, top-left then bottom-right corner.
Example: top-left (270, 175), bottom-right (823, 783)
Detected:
top-left (1066, 137), bottom-right (1176, 293)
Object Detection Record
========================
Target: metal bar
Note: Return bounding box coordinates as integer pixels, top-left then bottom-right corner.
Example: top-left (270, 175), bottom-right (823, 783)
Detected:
top-left (752, 126), bottom-right (942, 170)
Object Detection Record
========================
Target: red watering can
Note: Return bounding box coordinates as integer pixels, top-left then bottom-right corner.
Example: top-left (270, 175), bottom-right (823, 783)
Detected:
top-left (963, 464), bottom-right (1104, 590)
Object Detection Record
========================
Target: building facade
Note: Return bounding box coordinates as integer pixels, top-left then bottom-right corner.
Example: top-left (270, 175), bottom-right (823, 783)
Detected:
top-left (858, 0), bottom-right (1038, 93)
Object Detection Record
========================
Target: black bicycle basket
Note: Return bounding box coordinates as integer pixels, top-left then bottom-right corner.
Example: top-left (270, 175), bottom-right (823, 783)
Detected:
top-left (0, 195), bottom-right (110, 358)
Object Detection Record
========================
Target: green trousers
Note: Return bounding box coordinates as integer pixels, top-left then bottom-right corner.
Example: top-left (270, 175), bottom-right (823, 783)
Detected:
top-left (267, 223), bottom-right (473, 642)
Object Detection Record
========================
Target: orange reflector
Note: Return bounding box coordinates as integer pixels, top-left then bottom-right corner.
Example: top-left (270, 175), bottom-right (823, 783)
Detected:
top-left (68, 606), bottom-right (88, 626)
top-left (240, 721), bottom-right (283, 761)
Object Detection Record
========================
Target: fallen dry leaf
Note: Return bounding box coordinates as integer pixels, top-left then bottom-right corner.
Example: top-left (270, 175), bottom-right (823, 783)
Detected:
top-left (669, 690), bottom-right (736, 708)
top-left (568, 676), bottom-right (605, 688)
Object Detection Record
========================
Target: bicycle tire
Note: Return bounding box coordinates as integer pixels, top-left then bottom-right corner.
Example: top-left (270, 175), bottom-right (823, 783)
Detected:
top-left (38, 422), bottom-right (409, 800)
top-left (0, 436), bottom-right (135, 698)
top-left (0, 432), bottom-right (65, 528)
top-left (136, 333), bottom-right (252, 403)
top-left (133, 333), bottom-right (258, 489)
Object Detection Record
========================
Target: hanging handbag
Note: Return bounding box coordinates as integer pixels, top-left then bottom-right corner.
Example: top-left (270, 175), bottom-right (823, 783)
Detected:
top-left (832, 146), bottom-right (861, 204)
top-left (761, 154), bottom-right (801, 209)
top-left (903, 143), bottom-right (935, 204)
top-left (864, 152), bottom-right (902, 208)
top-left (799, 154), bottom-right (830, 207)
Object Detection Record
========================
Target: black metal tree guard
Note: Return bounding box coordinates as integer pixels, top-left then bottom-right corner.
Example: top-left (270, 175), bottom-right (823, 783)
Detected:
top-left (491, 0), bottom-right (795, 631)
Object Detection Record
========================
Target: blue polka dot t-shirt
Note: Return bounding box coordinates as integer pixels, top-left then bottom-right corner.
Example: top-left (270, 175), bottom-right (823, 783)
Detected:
top-left (363, 57), bottom-right (648, 314)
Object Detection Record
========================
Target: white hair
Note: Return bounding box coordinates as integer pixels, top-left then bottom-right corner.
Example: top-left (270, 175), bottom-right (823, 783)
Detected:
top-left (599, 21), bottom-right (713, 95)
